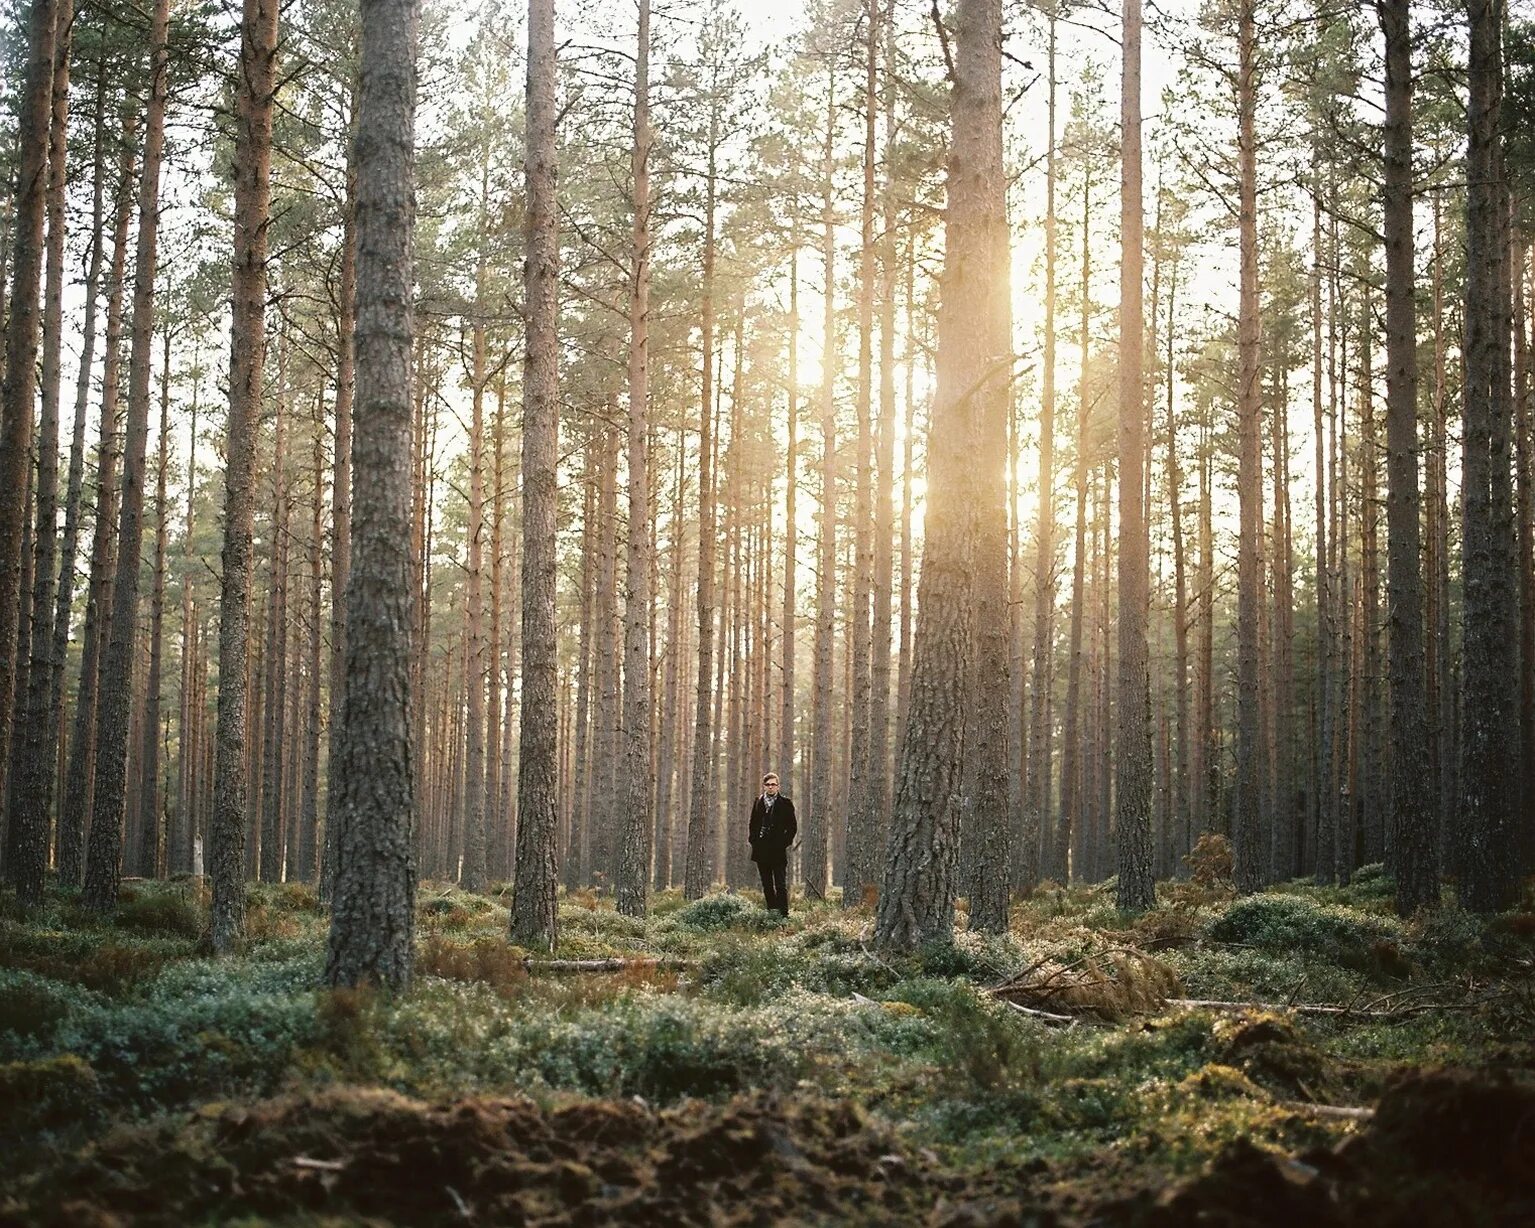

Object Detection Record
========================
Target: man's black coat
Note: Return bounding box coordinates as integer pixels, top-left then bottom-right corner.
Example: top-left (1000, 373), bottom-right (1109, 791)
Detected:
top-left (748, 794), bottom-right (797, 868)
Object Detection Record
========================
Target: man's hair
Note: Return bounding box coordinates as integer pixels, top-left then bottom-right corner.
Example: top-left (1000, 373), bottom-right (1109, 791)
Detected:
top-left (762, 772), bottom-right (779, 785)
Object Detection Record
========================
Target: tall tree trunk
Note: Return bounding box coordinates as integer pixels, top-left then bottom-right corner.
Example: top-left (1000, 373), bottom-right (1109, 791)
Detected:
top-left (1026, 10), bottom-right (1059, 888)
top-left (135, 328), bottom-right (171, 878)
top-left (83, 0), bottom-right (171, 914)
top-left (325, 0), bottom-right (422, 987)
top-left (683, 112), bottom-right (722, 902)
top-left (1311, 157), bottom-right (1334, 886)
top-left (808, 62), bottom-right (837, 900)
top-left (1378, 0), bottom-right (1436, 915)
top-left (1459, 0), bottom-right (1519, 913)
top-left (211, 0), bottom-right (278, 946)
top-left (58, 110), bottom-right (136, 889)
top-left (1232, 0), bottom-right (1264, 895)
top-left (322, 139), bottom-right (357, 902)
top-left (5, 0), bottom-right (71, 902)
top-left (1115, 0), bottom-right (1153, 911)
top-left (618, 0), bottom-right (654, 916)
top-left (510, 0), bottom-right (561, 948)
top-left (260, 337), bottom-right (290, 882)
top-left (780, 243), bottom-right (799, 799)
top-left (843, 0), bottom-right (878, 908)
top-left (876, 0), bottom-right (1006, 952)
top-left (0, 0), bottom-right (60, 821)
top-left (298, 418), bottom-right (323, 883)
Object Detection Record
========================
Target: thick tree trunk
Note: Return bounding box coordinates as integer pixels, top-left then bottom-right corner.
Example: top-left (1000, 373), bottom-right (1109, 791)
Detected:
top-left (82, 0), bottom-right (171, 914)
top-left (325, 0), bottom-right (422, 987)
top-left (5, 0), bottom-right (71, 902)
top-left (0, 0), bottom-right (60, 822)
top-left (876, 0), bottom-right (1006, 952)
top-left (510, 0), bottom-right (561, 949)
top-left (1459, 0), bottom-right (1519, 913)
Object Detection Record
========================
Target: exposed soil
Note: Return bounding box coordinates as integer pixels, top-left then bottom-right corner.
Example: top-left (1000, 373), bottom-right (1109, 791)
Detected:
top-left (3, 1068), bottom-right (1530, 1227)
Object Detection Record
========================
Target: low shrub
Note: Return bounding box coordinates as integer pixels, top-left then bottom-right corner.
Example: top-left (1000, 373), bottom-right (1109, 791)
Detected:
top-left (674, 892), bottom-right (781, 932)
top-left (417, 933), bottom-right (529, 998)
top-left (0, 970), bottom-right (87, 1048)
top-left (1207, 894), bottom-right (1399, 972)
top-left (115, 887), bottom-right (207, 939)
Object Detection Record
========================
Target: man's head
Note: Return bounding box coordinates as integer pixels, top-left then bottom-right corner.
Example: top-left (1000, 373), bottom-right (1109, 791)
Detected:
top-left (763, 773), bottom-right (779, 797)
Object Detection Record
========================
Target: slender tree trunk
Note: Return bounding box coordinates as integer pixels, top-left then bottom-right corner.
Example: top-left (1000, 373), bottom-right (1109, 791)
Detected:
top-left (843, 0), bottom-right (878, 908)
top-left (781, 243), bottom-right (799, 799)
top-left (325, 0), bottom-right (422, 987)
top-left (683, 119), bottom-right (722, 902)
top-left (260, 338), bottom-right (290, 882)
top-left (809, 63), bottom-right (838, 899)
top-left (82, 0), bottom-right (171, 914)
top-left (1115, 0), bottom-right (1153, 910)
top-left (1377, 0), bottom-right (1436, 915)
top-left (1232, 0), bottom-right (1263, 895)
top-left (510, 0), bottom-right (561, 948)
top-left (136, 328), bottom-right (171, 878)
top-left (618, 0), bottom-right (654, 916)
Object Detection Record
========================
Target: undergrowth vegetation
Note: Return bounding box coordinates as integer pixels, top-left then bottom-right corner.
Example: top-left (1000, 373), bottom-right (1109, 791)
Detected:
top-left (3, 866), bottom-right (1533, 1218)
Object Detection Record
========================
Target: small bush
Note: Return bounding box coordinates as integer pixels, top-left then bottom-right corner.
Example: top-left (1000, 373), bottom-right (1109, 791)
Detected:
top-left (116, 887), bottom-right (206, 939)
top-left (0, 970), bottom-right (83, 1046)
top-left (674, 893), bottom-right (780, 932)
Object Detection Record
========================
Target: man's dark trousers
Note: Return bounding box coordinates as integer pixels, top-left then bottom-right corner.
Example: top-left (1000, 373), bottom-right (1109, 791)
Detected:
top-left (757, 862), bottom-right (788, 916)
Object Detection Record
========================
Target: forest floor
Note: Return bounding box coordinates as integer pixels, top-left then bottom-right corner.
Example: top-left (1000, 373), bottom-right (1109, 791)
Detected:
top-left (2, 858), bottom-right (1534, 1226)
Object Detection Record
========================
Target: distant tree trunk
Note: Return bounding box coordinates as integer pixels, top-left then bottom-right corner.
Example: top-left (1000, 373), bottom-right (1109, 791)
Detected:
top-left (297, 420), bottom-right (323, 883)
top-left (1459, 0), bottom-right (1519, 913)
top-left (1377, 0), bottom-right (1436, 915)
top-left (1311, 160), bottom-right (1334, 886)
top-left (83, 0), bottom-right (171, 914)
top-left (1115, 0), bottom-right (1153, 911)
top-left (1426, 193), bottom-right (1452, 874)
top-left (1058, 146), bottom-right (1093, 882)
top-left (510, 0), bottom-right (561, 949)
top-left (868, 3), bottom-right (898, 886)
top-left (780, 243), bottom-right (799, 799)
top-left (683, 118), bottom-right (722, 902)
top-left (1026, 11), bottom-right (1059, 888)
top-left (260, 338), bottom-right (291, 882)
top-left (135, 329), bottom-right (171, 878)
top-left (617, 0), bottom-right (654, 917)
top-left (1165, 228), bottom-right (1190, 871)
top-left (487, 372), bottom-right (507, 881)
top-left (876, 0), bottom-right (1006, 952)
top-left (1232, 0), bottom-right (1263, 895)
top-left (5, 0), bottom-right (71, 903)
top-left (461, 173), bottom-right (491, 894)
top-left (805, 62), bottom-right (838, 900)
top-left (325, 0), bottom-right (421, 988)
top-left (0, 0), bottom-right (60, 822)
top-left (843, 0), bottom-right (878, 909)
top-left (58, 109), bottom-right (136, 889)
top-left (654, 440), bottom-right (685, 888)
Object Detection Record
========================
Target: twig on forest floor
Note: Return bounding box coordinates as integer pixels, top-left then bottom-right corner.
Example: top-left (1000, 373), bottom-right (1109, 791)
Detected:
top-left (1278, 1100), bottom-right (1375, 1122)
top-left (522, 956), bottom-right (695, 973)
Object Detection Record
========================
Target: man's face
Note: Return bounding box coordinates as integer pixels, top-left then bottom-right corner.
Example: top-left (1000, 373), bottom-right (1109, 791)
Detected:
top-left (764, 778), bottom-right (779, 797)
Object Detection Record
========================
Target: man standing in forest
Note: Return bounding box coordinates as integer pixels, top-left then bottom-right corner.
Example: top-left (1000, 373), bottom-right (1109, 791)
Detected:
top-left (749, 772), bottom-right (796, 916)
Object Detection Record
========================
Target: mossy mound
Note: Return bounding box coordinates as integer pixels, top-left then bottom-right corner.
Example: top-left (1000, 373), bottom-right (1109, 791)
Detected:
top-left (0, 1088), bottom-right (956, 1226)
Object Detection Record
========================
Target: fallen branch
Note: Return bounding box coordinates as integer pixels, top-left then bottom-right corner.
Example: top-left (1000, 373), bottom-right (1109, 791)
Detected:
top-left (292, 1156), bottom-right (347, 1172)
top-left (522, 957), bottom-right (694, 973)
top-left (998, 999), bottom-right (1075, 1026)
top-left (1278, 1100), bottom-right (1376, 1122)
top-left (1163, 997), bottom-right (1395, 1019)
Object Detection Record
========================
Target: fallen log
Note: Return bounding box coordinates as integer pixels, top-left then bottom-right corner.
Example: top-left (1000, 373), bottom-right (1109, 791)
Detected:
top-left (1162, 997), bottom-right (1395, 1019)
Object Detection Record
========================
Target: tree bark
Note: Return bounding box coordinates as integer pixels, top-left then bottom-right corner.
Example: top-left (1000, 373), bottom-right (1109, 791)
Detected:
top-left (510, 0), bottom-right (561, 949)
top-left (876, 0), bottom-right (1006, 952)
top-left (324, 0), bottom-right (422, 987)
